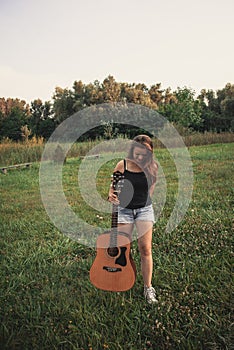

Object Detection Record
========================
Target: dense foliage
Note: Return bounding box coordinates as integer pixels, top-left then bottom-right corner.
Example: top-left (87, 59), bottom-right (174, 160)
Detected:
top-left (0, 76), bottom-right (233, 141)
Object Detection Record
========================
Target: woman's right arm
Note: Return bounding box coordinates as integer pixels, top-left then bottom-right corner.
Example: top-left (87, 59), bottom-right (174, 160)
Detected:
top-left (107, 160), bottom-right (124, 204)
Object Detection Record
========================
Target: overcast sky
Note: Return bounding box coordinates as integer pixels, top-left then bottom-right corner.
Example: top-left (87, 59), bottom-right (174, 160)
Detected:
top-left (0, 0), bottom-right (233, 103)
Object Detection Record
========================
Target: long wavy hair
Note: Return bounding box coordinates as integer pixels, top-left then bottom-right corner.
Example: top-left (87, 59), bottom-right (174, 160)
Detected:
top-left (127, 134), bottom-right (158, 186)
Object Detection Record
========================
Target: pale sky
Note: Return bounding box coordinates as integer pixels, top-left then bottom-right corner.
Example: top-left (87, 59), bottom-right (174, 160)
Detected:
top-left (0, 0), bottom-right (233, 103)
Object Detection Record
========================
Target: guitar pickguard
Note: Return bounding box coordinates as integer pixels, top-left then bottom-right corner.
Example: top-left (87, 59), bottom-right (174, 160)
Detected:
top-left (115, 247), bottom-right (127, 266)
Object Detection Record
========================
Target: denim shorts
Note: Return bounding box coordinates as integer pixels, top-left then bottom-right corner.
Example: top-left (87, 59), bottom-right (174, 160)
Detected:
top-left (118, 204), bottom-right (155, 224)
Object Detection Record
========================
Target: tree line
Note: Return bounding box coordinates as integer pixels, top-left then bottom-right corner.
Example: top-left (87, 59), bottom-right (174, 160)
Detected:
top-left (0, 76), bottom-right (233, 141)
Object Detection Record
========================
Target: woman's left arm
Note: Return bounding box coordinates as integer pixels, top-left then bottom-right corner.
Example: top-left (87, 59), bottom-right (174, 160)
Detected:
top-left (149, 162), bottom-right (158, 197)
top-left (149, 182), bottom-right (156, 197)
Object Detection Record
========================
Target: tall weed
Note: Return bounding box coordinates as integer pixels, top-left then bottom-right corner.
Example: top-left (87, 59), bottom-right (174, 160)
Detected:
top-left (0, 132), bottom-right (233, 166)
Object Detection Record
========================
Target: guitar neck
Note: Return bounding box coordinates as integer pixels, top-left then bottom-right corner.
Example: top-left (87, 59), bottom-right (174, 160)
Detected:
top-left (109, 172), bottom-right (123, 247)
top-left (110, 199), bottom-right (119, 247)
top-left (111, 204), bottom-right (118, 228)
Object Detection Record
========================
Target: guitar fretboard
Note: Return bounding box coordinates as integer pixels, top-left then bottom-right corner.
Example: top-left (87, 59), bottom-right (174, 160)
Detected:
top-left (110, 199), bottom-right (118, 247)
top-left (110, 171), bottom-right (123, 248)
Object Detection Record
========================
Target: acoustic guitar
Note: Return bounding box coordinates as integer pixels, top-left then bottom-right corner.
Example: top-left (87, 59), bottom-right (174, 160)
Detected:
top-left (89, 171), bottom-right (136, 292)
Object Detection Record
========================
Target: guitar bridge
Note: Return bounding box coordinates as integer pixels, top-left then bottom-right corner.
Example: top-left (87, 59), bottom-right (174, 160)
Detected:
top-left (103, 266), bottom-right (122, 272)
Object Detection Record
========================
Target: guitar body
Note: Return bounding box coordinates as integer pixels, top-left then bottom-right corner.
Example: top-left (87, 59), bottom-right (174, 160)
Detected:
top-left (90, 171), bottom-right (136, 292)
top-left (90, 230), bottom-right (136, 292)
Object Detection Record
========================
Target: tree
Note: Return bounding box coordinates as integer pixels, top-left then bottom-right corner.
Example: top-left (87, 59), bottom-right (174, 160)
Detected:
top-left (148, 83), bottom-right (164, 107)
top-left (0, 98), bottom-right (30, 141)
top-left (0, 107), bottom-right (27, 140)
top-left (102, 75), bottom-right (121, 102)
top-left (198, 83), bottom-right (234, 131)
top-left (0, 97), bottom-right (30, 117)
top-left (30, 99), bottom-right (44, 135)
top-left (160, 87), bottom-right (203, 130)
top-left (120, 82), bottom-right (155, 108)
top-left (2, 79), bottom-right (231, 141)
top-left (29, 99), bottom-right (54, 138)
top-left (219, 83), bottom-right (234, 131)
top-left (37, 118), bottom-right (56, 139)
top-left (52, 87), bottom-right (75, 123)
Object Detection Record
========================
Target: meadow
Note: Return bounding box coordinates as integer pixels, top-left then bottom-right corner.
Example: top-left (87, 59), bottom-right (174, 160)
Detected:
top-left (0, 140), bottom-right (233, 349)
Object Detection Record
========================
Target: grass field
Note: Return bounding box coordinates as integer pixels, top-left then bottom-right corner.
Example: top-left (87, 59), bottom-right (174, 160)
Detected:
top-left (0, 143), bottom-right (233, 349)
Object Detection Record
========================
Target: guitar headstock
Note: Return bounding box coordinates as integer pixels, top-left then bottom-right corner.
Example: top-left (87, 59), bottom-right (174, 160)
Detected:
top-left (112, 171), bottom-right (124, 193)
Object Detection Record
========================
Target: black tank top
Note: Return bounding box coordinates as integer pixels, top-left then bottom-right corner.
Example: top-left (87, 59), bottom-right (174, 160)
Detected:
top-left (118, 159), bottom-right (152, 209)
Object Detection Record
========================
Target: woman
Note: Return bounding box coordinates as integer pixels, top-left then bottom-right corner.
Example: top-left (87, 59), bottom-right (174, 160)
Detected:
top-left (108, 135), bottom-right (158, 304)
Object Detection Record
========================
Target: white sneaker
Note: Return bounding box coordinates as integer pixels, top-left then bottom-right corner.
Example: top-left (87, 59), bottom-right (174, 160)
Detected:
top-left (144, 286), bottom-right (158, 304)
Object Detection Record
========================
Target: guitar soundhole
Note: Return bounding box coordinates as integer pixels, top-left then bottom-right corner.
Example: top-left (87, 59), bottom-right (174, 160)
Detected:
top-left (107, 247), bottom-right (119, 257)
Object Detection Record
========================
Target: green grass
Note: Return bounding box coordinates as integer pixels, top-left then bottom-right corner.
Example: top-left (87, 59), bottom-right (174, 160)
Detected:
top-left (0, 143), bottom-right (233, 349)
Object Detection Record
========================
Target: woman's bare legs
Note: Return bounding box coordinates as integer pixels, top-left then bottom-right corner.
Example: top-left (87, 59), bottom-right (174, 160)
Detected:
top-left (118, 221), bottom-right (153, 286)
top-left (136, 221), bottom-right (157, 303)
top-left (118, 221), bottom-right (157, 303)
top-left (117, 223), bottom-right (134, 239)
top-left (136, 221), bottom-right (153, 287)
